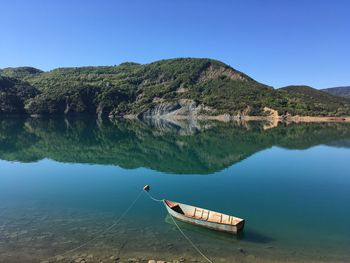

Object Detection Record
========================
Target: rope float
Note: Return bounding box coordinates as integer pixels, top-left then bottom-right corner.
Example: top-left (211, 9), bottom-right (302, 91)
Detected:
top-left (44, 185), bottom-right (213, 263)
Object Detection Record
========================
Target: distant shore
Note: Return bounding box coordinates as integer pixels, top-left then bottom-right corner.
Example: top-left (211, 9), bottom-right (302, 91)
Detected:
top-left (127, 114), bottom-right (350, 123)
top-left (1, 112), bottom-right (349, 124)
top-left (236, 115), bottom-right (350, 123)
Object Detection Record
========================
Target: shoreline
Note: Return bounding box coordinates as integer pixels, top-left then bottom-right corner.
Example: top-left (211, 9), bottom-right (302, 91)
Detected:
top-left (0, 113), bottom-right (349, 123)
top-left (6, 243), bottom-right (349, 263)
top-left (133, 114), bottom-right (350, 123)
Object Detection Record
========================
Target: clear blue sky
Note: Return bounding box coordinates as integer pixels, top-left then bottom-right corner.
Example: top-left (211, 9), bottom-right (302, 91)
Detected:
top-left (1, 0), bottom-right (349, 88)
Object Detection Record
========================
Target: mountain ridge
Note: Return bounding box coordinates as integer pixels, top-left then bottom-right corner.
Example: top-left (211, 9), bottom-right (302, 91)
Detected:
top-left (1, 58), bottom-right (350, 119)
top-left (322, 86), bottom-right (350, 99)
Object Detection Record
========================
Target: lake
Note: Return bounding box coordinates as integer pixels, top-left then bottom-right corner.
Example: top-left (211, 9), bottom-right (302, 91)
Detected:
top-left (0, 117), bottom-right (349, 263)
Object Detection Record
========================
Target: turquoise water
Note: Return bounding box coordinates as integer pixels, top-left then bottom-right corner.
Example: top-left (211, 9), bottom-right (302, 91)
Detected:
top-left (0, 118), bottom-right (350, 262)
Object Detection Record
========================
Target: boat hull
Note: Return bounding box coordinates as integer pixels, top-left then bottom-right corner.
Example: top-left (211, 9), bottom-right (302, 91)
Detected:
top-left (164, 201), bottom-right (244, 234)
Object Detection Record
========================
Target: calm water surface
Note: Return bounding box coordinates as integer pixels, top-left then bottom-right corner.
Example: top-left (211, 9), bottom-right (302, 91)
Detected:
top-left (0, 118), bottom-right (349, 263)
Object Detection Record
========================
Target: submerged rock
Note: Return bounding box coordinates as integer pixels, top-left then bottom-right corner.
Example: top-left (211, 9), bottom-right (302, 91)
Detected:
top-left (238, 247), bottom-right (246, 254)
top-left (55, 255), bottom-right (65, 261)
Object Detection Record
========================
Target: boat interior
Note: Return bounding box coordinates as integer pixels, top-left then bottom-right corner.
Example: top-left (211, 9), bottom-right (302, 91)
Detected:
top-left (165, 200), bottom-right (242, 225)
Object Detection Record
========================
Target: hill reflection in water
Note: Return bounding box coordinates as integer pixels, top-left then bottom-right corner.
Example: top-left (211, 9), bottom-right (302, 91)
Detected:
top-left (1, 117), bottom-right (350, 174)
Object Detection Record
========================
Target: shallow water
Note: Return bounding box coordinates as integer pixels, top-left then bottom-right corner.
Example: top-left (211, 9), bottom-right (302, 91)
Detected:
top-left (0, 117), bottom-right (350, 262)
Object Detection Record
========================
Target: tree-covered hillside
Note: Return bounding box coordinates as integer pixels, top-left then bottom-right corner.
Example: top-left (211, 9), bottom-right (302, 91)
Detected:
top-left (0, 67), bottom-right (43, 79)
top-left (1, 58), bottom-right (350, 117)
top-left (277, 85), bottom-right (350, 116)
top-left (322, 86), bottom-right (350, 99)
top-left (0, 76), bottom-right (38, 114)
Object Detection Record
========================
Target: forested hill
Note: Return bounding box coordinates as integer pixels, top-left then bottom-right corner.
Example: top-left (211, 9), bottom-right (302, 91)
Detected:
top-left (322, 86), bottom-right (350, 99)
top-left (1, 58), bottom-right (350, 117)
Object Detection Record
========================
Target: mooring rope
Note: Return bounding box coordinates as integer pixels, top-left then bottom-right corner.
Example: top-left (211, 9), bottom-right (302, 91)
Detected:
top-left (145, 191), bottom-right (214, 263)
top-left (46, 189), bottom-right (144, 260)
top-left (144, 190), bottom-right (164, 202)
top-left (44, 188), bottom-right (213, 263)
top-left (169, 214), bottom-right (213, 263)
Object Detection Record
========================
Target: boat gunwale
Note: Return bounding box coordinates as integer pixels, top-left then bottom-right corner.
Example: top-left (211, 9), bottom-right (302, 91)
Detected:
top-left (163, 199), bottom-right (244, 227)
